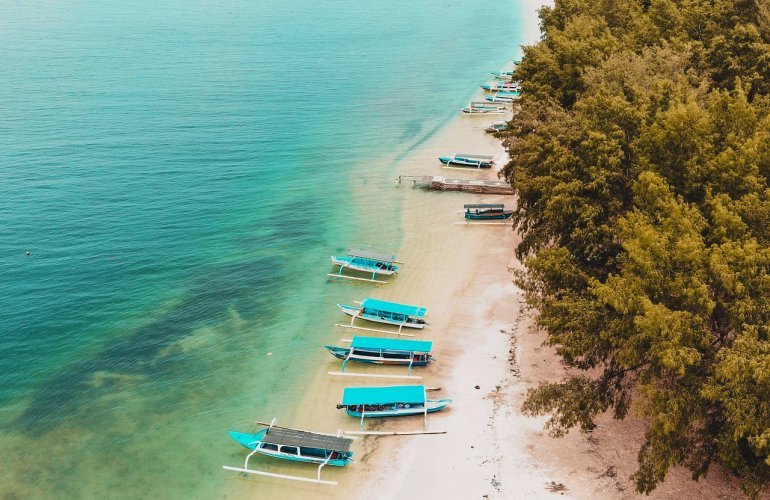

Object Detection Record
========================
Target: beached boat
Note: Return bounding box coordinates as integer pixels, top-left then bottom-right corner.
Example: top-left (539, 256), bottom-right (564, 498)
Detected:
top-left (485, 121), bottom-right (508, 133)
top-left (338, 298), bottom-right (427, 333)
top-left (325, 336), bottom-right (434, 379)
top-left (491, 71), bottom-right (514, 80)
top-left (460, 102), bottom-right (508, 115)
top-left (329, 248), bottom-right (399, 283)
top-left (338, 385), bottom-right (452, 428)
top-left (438, 153), bottom-right (493, 169)
top-left (464, 203), bottom-right (514, 220)
top-left (483, 94), bottom-right (517, 103)
top-left (223, 419), bottom-right (354, 485)
top-left (480, 82), bottom-right (520, 92)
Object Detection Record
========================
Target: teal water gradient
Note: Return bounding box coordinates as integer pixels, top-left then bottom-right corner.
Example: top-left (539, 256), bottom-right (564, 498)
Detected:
top-left (0, 1), bottom-right (524, 497)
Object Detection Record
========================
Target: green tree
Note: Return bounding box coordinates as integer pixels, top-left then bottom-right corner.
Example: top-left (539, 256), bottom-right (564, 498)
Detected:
top-left (503, 0), bottom-right (770, 496)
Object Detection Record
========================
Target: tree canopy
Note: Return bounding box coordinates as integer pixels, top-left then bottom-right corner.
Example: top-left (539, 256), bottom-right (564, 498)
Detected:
top-left (503, 0), bottom-right (770, 496)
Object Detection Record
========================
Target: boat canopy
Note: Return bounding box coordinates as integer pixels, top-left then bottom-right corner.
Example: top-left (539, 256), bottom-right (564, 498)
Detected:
top-left (263, 427), bottom-right (353, 453)
top-left (347, 248), bottom-right (396, 263)
top-left (464, 203), bottom-right (505, 210)
top-left (360, 298), bottom-right (427, 318)
top-left (455, 153), bottom-right (493, 160)
top-left (342, 385), bottom-right (426, 406)
top-left (351, 336), bottom-right (432, 353)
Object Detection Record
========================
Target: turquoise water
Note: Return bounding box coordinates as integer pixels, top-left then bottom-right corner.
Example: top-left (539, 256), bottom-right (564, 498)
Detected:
top-left (0, 1), bottom-right (524, 497)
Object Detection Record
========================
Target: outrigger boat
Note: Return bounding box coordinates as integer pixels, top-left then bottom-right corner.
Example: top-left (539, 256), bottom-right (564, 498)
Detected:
top-left (491, 71), bottom-right (514, 80)
top-left (337, 298), bottom-right (427, 335)
top-left (485, 121), bottom-right (508, 133)
top-left (223, 419), bottom-right (354, 486)
top-left (338, 385), bottom-right (452, 430)
top-left (483, 94), bottom-right (518, 103)
top-left (438, 153), bottom-right (493, 169)
top-left (329, 248), bottom-right (399, 284)
top-left (461, 102), bottom-right (509, 115)
top-left (464, 203), bottom-right (514, 220)
top-left (325, 336), bottom-right (434, 379)
top-left (481, 82), bottom-right (520, 92)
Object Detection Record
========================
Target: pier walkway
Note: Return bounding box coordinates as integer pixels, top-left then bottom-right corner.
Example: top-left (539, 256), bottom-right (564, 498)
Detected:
top-left (397, 175), bottom-right (514, 195)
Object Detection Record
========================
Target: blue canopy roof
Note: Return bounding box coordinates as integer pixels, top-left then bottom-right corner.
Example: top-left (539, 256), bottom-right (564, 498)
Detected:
top-left (351, 336), bottom-right (432, 353)
top-left (360, 298), bottom-right (427, 318)
top-left (342, 385), bottom-right (426, 406)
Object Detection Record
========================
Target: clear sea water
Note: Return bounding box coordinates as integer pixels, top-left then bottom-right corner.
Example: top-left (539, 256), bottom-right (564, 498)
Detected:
top-left (0, 1), bottom-right (524, 497)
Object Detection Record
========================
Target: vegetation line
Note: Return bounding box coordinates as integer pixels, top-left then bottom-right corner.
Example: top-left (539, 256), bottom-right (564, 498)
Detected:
top-left (500, 0), bottom-right (770, 497)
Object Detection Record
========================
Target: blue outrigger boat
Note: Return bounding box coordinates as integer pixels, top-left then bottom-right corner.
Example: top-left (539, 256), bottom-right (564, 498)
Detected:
top-left (325, 336), bottom-right (434, 379)
top-left (485, 121), bottom-right (509, 133)
top-left (329, 248), bottom-right (399, 284)
top-left (338, 385), bottom-right (452, 430)
top-left (438, 153), bottom-right (493, 169)
top-left (481, 82), bottom-right (520, 92)
top-left (223, 419), bottom-right (354, 485)
top-left (484, 95), bottom-right (515, 103)
top-left (491, 71), bottom-right (514, 80)
top-left (461, 101), bottom-right (509, 115)
top-left (465, 203), bottom-right (514, 220)
top-left (337, 298), bottom-right (428, 335)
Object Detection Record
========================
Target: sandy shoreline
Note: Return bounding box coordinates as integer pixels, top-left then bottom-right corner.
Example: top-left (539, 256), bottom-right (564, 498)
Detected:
top-left (334, 93), bottom-right (750, 500)
top-left (223, 97), bottom-right (532, 498)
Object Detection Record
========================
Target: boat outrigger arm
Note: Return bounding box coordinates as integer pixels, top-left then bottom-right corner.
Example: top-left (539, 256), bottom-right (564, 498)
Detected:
top-left (335, 311), bottom-right (417, 337)
top-left (349, 306), bottom-right (410, 334)
top-left (337, 346), bottom-right (419, 379)
top-left (222, 418), bottom-right (346, 486)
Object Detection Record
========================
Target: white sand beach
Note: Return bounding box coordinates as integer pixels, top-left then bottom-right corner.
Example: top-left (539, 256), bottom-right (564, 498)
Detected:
top-left (337, 84), bottom-right (749, 500)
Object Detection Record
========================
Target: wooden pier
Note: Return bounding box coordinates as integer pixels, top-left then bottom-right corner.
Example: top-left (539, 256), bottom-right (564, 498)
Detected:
top-left (397, 175), bottom-right (513, 195)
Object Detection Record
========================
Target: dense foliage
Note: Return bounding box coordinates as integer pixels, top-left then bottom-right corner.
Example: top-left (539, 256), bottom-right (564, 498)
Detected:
top-left (502, 0), bottom-right (770, 496)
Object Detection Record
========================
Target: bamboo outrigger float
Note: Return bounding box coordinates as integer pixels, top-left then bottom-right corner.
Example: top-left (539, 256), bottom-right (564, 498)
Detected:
top-left (329, 248), bottom-right (399, 284)
top-left (337, 385), bottom-right (451, 432)
top-left (222, 418), bottom-right (354, 486)
top-left (325, 336), bottom-right (434, 379)
top-left (336, 298), bottom-right (428, 336)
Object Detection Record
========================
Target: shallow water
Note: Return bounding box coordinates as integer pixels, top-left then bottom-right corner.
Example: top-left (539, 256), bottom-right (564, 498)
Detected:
top-left (0, 0), bottom-right (524, 497)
